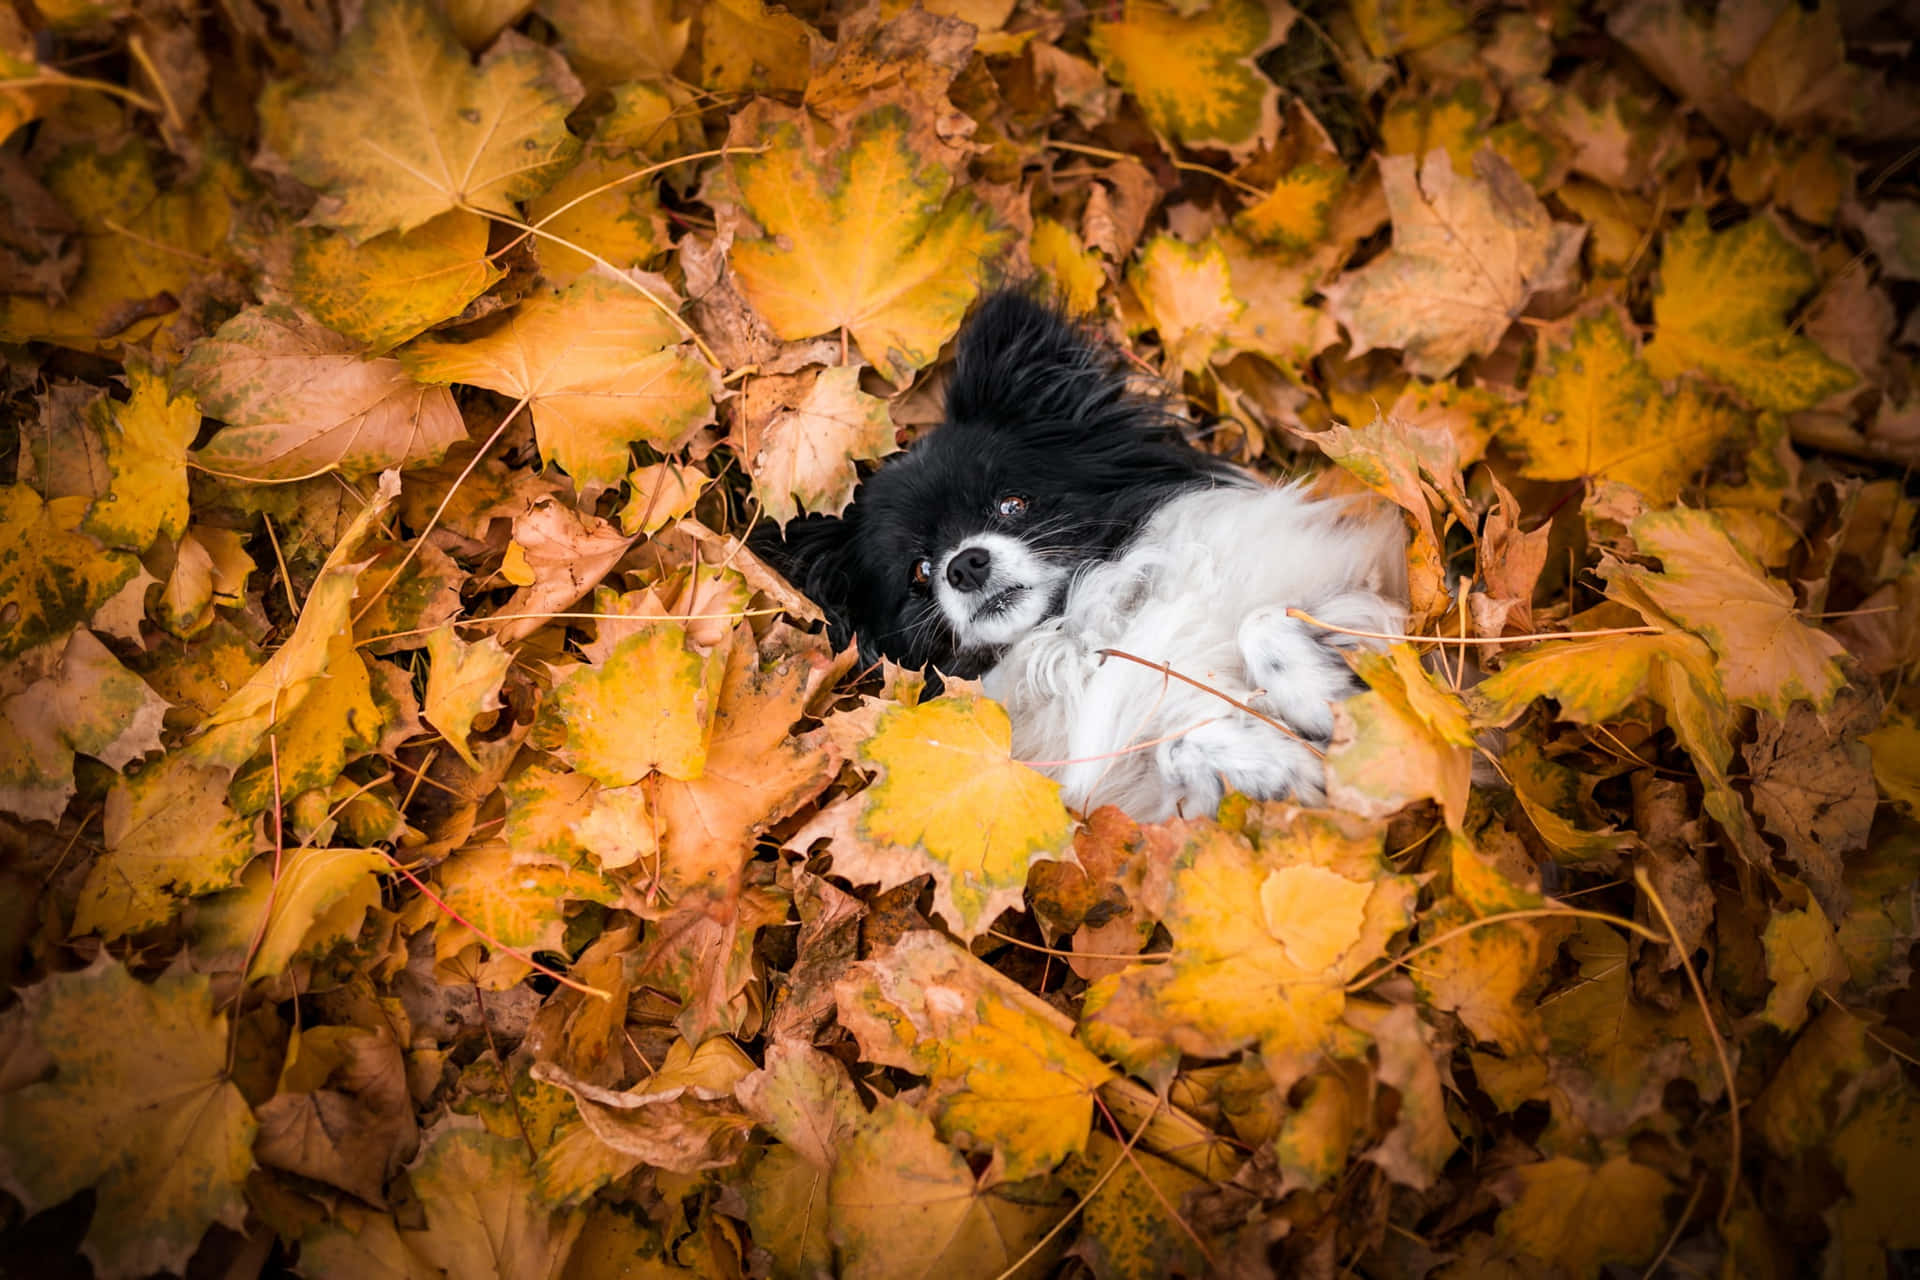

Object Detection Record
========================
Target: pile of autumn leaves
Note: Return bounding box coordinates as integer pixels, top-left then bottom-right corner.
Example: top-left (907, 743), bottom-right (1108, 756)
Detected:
top-left (1, 0), bottom-right (1919, 1274)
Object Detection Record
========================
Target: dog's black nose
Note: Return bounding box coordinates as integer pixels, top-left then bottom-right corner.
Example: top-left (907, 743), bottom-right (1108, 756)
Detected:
top-left (946, 547), bottom-right (992, 592)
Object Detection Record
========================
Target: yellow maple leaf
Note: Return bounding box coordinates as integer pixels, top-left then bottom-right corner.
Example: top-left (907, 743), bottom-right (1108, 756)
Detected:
top-left (1508, 307), bottom-right (1745, 504)
top-left (187, 472), bottom-right (400, 772)
top-left (828, 1098), bottom-right (1060, 1278)
top-left (1127, 233), bottom-right (1243, 376)
top-left (718, 99), bottom-right (1009, 383)
top-left (738, 365), bottom-right (898, 525)
top-left (1353, 0), bottom-right (1471, 56)
top-left (0, 139), bottom-right (235, 356)
top-left (1497, 1155), bottom-right (1670, 1277)
top-left (1536, 921), bottom-right (1724, 1137)
top-left (1322, 149), bottom-right (1585, 377)
top-left (194, 846), bottom-right (388, 982)
top-left (549, 623), bottom-right (726, 785)
top-left (0, 487), bottom-right (138, 662)
top-left (539, 0), bottom-right (686, 87)
top-left (644, 625), bottom-right (845, 902)
top-left (700, 0), bottom-right (816, 93)
top-left (1082, 814), bottom-right (1420, 1092)
top-left (1610, 507), bottom-right (1847, 715)
top-left (70, 469), bottom-right (393, 947)
top-left (836, 931), bottom-right (1115, 1180)
top-left (1759, 904), bottom-right (1848, 1033)
top-left (1865, 712), bottom-right (1920, 815)
top-left (229, 632), bottom-right (385, 813)
top-left (503, 763), bottom-right (599, 866)
top-left (1029, 217), bottom-right (1104, 314)
top-left (436, 841), bottom-right (619, 954)
top-left (1236, 157), bottom-right (1348, 254)
top-left (1061, 1133), bottom-right (1210, 1278)
top-left (1731, 0), bottom-right (1857, 130)
top-left (180, 306), bottom-right (467, 481)
top-left (1380, 80), bottom-right (1497, 172)
top-left (403, 276), bottom-right (716, 494)
top-left (0, 959), bottom-right (256, 1278)
top-left (423, 625), bottom-right (513, 769)
top-left (1827, 1087), bottom-right (1920, 1272)
top-left (1324, 645), bottom-right (1474, 829)
top-left (1089, 0), bottom-right (1284, 154)
top-left (1643, 210), bottom-right (1856, 411)
top-left (788, 694), bottom-right (1072, 940)
top-left (618, 462), bottom-right (706, 536)
top-left (261, 0), bottom-right (581, 242)
top-left (286, 210), bottom-right (499, 352)
top-left (65, 365), bottom-right (197, 552)
top-left (1470, 627), bottom-right (1764, 860)
top-left (1410, 901), bottom-right (1546, 1056)
top-left (0, 11), bottom-right (43, 141)
top-left (404, 1121), bottom-right (586, 1276)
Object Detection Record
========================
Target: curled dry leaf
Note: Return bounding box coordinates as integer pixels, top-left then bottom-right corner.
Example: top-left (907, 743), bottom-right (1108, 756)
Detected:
top-left (735, 364), bottom-right (899, 525)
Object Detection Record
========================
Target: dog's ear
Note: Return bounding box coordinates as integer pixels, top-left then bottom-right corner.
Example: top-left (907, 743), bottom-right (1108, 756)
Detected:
top-left (945, 290), bottom-right (1126, 431)
top-left (749, 513), bottom-right (860, 654)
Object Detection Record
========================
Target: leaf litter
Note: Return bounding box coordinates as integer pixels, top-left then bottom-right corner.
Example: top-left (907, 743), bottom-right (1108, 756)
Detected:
top-left (1, 0), bottom-right (1919, 1276)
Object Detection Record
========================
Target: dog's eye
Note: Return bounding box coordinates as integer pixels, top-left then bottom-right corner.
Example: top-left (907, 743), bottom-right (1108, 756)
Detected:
top-left (996, 495), bottom-right (1028, 518)
top-left (910, 557), bottom-right (933, 586)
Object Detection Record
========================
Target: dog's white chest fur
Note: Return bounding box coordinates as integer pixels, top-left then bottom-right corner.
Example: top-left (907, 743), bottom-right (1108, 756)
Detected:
top-left (981, 482), bottom-right (1407, 821)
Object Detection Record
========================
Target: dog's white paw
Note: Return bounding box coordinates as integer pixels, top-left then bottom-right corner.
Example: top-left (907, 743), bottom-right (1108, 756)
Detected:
top-left (1236, 604), bottom-right (1364, 742)
top-left (1155, 715), bottom-right (1325, 816)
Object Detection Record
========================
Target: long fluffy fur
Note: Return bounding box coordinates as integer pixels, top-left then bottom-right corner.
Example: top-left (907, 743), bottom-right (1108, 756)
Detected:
top-left (755, 291), bottom-right (1408, 821)
top-left (984, 483), bottom-right (1406, 819)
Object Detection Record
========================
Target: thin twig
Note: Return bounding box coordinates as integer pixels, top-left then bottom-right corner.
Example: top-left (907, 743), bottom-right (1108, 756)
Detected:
top-left (1287, 607), bottom-right (1661, 646)
top-left (992, 1091), bottom-right (1178, 1280)
top-left (985, 928), bottom-right (1171, 963)
top-left (1096, 648), bottom-right (1323, 756)
top-left (461, 203), bottom-right (721, 368)
top-left (1345, 905), bottom-right (1670, 992)
top-left (377, 850), bottom-right (612, 1000)
top-left (1046, 138), bottom-right (1265, 198)
top-left (349, 393), bottom-right (533, 627)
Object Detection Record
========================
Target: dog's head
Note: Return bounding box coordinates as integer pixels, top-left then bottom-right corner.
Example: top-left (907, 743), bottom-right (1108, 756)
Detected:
top-left (755, 291), bottom-right (1231, 676)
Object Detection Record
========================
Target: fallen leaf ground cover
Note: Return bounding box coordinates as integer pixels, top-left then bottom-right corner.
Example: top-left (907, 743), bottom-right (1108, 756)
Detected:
top-left (0, 0), bottom-right (1917, 1275)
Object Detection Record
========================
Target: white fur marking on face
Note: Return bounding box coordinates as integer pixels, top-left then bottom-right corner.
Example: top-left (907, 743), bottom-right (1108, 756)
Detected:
top-left (933, 532), bottom-right (1068, 650)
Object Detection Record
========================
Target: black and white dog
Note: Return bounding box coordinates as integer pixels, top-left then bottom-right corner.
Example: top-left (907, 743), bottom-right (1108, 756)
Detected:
top-left (757, 291), bottom-right (1407, 821)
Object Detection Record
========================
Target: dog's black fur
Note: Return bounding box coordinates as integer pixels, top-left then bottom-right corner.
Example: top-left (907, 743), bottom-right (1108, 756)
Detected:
top-left (752, 291), bottom-right (1234, 675)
